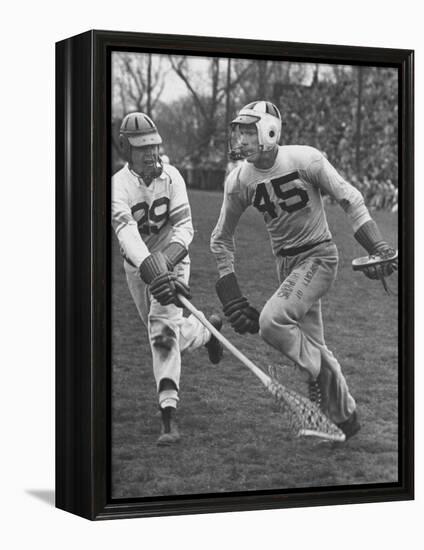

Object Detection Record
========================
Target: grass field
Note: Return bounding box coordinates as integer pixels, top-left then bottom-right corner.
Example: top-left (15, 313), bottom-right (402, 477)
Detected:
top-left (111, 189), bottom-right (398, 499)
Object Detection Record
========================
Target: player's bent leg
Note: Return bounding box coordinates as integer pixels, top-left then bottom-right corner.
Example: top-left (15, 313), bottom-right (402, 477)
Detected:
top-left (179, 313), bottom-right (209, 351)
top-left (260, 249), bottom-right (360, 438)
top-left (319, 347), bottom-right (356, 423)
top-left (204, 314), bottom-right (224, 364)
top-left (301, 301), bottom-right (357, 426)
top-left (171, 259), bottom-right (223, 363)
top-left (125, 262), bottom-right (186, 444)
top-left (178, 312), bottom-right (224, 364)
top-left (259, 296), bottom-right (322, 379)
top-left (149, 313), bottom-right (182, 389)
top-left (259, 254), bottom-right (337, 378)
top-left (259, 252), bottom-right (337, 378)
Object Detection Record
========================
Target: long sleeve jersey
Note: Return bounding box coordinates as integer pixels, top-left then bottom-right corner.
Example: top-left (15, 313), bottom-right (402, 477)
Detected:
top-left (112, 163), bottom-right (193, 268)
top-left (210, 145), bottom-right (371, 276)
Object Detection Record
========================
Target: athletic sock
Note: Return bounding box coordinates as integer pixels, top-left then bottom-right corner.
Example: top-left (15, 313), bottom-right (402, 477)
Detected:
top-left (159, 389), bottom-right (179, 409)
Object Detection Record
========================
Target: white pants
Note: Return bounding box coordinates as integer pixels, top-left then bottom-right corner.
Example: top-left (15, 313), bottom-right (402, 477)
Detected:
top-left (124, 259), bottom-right (210, 406)
top-left (259, 241), bottom-right (356, 424)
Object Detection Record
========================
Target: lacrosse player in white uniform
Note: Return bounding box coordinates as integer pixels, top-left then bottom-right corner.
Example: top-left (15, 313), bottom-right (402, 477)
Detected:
top-left (112, 112), bottom-right (223, 446)
top-left (211, 101), bottom-right (397, 440)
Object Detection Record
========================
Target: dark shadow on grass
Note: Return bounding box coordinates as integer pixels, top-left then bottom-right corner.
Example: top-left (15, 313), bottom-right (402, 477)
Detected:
top-left (26, 489), bottom-right (55, 507)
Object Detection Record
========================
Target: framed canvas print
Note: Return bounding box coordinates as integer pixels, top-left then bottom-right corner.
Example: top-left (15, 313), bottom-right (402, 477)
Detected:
top-left (56, 30), bottom-right (414, 520)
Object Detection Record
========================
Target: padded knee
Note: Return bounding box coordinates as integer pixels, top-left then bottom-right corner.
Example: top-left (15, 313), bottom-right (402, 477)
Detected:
top-left (150, 321), bottom-right (177, 360)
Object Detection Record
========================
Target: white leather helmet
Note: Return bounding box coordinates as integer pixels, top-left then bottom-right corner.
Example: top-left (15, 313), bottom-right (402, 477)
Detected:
top-left (229, 101), bottom-right (282, 160)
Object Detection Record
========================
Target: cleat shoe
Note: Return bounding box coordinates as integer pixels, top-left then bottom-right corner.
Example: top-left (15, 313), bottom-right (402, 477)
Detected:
top-left (337, 410), bottom-right (361, 440)
top-left (308, 378), bottom-right (322, 409)
top-left (157, 406), bottom-right (180, 446)
top-left (205, 314), bottom-right (223, 364)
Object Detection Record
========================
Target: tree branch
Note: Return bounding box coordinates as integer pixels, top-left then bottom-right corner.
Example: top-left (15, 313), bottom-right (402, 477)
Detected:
top-left (169, 56), bottom-right (208, 119)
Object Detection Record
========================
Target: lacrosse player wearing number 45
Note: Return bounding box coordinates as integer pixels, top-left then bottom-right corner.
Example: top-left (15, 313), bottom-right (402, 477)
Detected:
top-left (211, 101), bottom-right (397, 440)
top-left (112, 112), bottom-right (223, 446)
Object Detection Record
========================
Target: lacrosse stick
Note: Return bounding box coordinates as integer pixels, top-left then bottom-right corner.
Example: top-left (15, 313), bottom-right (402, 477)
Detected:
top-left (178, 294), bottom-right (346, 442)
top-left (352, 249), bottom-right (398, 295)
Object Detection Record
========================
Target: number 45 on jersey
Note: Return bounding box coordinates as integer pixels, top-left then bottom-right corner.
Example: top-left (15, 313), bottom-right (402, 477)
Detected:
top-left (253, 171), bottom-right (309, 219)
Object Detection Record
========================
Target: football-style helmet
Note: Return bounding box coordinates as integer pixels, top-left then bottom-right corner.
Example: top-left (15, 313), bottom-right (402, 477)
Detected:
top-left (119, 112), bottom-right (163, 158)
top-left (229, 101), bottom-right (282, 160)
top-left (119, 112), bottom-right (163, 182)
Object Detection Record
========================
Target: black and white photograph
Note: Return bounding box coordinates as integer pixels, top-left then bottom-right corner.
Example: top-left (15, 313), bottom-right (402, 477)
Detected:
top-left (110, 50), bottom-right (401, 499)
top-left (2, 0), bottom-right (422, 543)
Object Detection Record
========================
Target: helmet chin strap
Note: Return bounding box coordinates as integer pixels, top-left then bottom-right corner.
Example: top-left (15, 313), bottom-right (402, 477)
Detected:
top-left (129, 149), bottom-right (163, 185)
top-left (144, 161), bottom-right (163, 185)
top-left (229, 141), bottom-right (263, 162)
top-left (230, 144), bottom-right (277, 167)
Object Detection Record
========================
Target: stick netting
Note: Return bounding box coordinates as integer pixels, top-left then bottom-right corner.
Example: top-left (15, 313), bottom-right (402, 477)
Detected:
top-left (267, 366), bottom-right (346, 442)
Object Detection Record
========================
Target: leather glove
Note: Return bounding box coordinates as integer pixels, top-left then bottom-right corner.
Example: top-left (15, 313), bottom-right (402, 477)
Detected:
top-left (354, 220), bottom-right (397, 280)
top-left (138, 251), bottom-right (191, 307)
top-left (216, 273), bottom-right (260, 334)
top-left (223, 296), bottom-right (260, 334)
top-left (362, 243), bottom-right (398, 280)
top-left (149, 273), bottom-right (191, 307)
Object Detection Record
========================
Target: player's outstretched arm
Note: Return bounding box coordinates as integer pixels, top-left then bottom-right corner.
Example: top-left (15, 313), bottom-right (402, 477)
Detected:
top-left (211, 170), bottom-right (254, 331)
top-left (210, 169), bottom-right (246, 277)
top-left (216, 272), bottom-right (259, 334)
top-left (305, 152), bottom-right (397, 281)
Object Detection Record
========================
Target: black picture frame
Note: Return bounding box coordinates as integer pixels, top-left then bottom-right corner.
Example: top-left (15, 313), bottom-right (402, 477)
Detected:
top-left (56, 29), bottom-right (414, 521)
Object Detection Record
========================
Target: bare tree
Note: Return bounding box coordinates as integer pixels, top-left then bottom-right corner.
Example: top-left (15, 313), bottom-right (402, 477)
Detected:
top-left (257, 60), bottom-right (269, 98)
top-left (355, 66), bottom-right (364, 177)
top-left (225, 58), bottom-right (232, 130)
top-left (169, 56), bottom-right (252, 164)
top-left (112, 53), bottom-right (167, 118)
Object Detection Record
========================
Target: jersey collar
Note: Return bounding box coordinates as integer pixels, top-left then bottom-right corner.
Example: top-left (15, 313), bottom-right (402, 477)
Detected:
top-left (126, 163), bottom-right (165, 186)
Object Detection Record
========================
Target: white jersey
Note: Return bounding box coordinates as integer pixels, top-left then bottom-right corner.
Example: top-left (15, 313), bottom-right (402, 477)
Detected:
top-left (112, 163), bottom-right (193, 268)
top-left (211, 145), bottom-right (371, 276)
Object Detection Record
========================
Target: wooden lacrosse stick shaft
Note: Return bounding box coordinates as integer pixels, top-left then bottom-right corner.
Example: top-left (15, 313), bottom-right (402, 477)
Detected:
top-left (178, 295), bottom-right (270, 387)
top-left (178, 295), bottom-right (346, 442)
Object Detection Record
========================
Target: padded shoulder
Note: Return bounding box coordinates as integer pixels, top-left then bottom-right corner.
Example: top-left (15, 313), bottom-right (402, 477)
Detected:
top-left (279, 145), bottom-right (324, 170)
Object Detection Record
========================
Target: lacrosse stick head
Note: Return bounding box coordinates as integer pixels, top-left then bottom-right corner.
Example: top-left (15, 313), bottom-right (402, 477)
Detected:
top-left (267, 366), bottom-right (346, 442)
top-left (352, 249), bottom-right (398, 295)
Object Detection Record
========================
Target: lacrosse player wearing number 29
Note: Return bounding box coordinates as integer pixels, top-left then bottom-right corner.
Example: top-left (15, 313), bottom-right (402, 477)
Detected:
top-left (112, 112), bottom-right (223, 446)
top-left (211, 101), bottom-right (397, 440)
